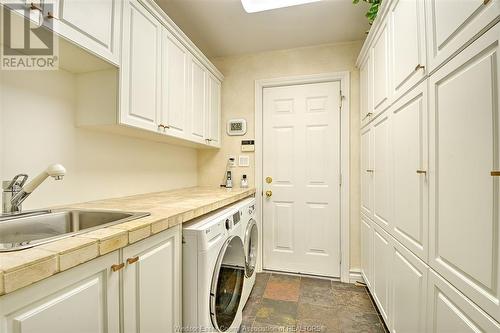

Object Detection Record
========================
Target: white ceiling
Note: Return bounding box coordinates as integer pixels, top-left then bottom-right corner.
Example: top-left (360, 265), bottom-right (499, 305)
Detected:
top-left (154, 0), bottom-right (370, 58)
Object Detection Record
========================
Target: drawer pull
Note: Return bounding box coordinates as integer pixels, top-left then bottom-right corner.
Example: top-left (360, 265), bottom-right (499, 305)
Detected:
top-left (111, 263), bottom-right (125, 272)
top-left (366, 169), bottom-right (374, 173)
top-left (491, 171), bottom-right (500, 176)
top-left (484, 0), bottom-right (492, 5)
top-left (127, 256), bottom-right (139, 265)
top-left (416, 170), bottom-right (427, 175)
top-left (415, 64), bottom-right (425, 71)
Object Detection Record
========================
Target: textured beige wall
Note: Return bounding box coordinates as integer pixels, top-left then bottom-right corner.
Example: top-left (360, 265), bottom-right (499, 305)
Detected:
top-left (198, 41), bottom-right (363, 270)
top-left (1, 69), bottom-right (198, 210)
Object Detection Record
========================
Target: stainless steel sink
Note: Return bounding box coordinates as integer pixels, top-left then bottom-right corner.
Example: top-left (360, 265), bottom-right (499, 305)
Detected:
top-left (0, 209), bottom-right (150, 252)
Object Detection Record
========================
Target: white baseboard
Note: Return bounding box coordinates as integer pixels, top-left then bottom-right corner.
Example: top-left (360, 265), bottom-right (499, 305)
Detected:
top-left (349, 269), bottom-right (365, 284)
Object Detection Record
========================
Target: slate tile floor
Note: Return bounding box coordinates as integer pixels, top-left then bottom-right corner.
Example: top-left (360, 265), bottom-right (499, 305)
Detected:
top-left (240, 272), bottom-right (388, 333)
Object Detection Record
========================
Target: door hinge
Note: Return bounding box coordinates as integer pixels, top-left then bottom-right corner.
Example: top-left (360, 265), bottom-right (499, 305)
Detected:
top-left (339, 173), bottom-right (342, 186)
top-left (340, 90), bottom-right (345, 111)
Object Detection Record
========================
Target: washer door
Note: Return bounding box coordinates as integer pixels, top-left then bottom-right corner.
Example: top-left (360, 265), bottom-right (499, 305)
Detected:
top-left (210, 235), bottom-right (245, 332)
top-left (244, 219), bottom-right (258, 278)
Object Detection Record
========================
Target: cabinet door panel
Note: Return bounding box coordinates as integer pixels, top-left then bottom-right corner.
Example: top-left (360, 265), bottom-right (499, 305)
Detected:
top-left (49, 0), bottom-right (120, 64)
top-left (391, 82), bottom-right (428, 261)
top-left (188, 56), bottom-right (207, 143)
top-left (390, 241), bottom-right (427, 333)
top-left (372, 224), bottom-right (391, 321)
top-left (207, 74), bottom-right (221, 147)
top-left (0, 253), bottom-right (120, 333)
top-left (389, 0), bottom-right (426, 100)
top-left (429, 25), bottom-right (500, 321)
top-left (360, 54), bottom-right (373, 127)
top-left (372, 23), bottom-right (391, 115)
top-left (361, 126), bottom-right (374, 217)
top-left (123, 226), bottom-right (181, 333)
top-left (361, 216), bottom-right (373, 289)
top-left (120, 0), bottom-right (161, 132)
top-left (163, 32), bottom-right (188, 138)
top-left (426, 0), bottom-right (500, 72)
top-left (427, 270), bottom-right (500, 333)
top-left (373, 113), bottom-right (391, 229)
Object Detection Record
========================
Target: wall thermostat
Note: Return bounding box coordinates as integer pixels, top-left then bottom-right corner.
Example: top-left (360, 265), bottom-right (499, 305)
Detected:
top-left (227, 119), bottom-right (247, 136)
top-left (241, 140), bottom-right (255, 152)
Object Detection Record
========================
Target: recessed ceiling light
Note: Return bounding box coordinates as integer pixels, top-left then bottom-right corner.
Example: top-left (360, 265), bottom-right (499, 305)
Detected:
top-left (241, 0), bottom-right (322, 13)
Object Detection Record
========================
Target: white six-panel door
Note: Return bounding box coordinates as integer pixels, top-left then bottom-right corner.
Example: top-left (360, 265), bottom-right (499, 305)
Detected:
top-left (262, 81), bottom-right (341, 277)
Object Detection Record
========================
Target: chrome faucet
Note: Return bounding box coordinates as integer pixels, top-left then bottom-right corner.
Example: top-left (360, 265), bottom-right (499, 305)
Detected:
top-left (2, 164), bottom-right (66, 214)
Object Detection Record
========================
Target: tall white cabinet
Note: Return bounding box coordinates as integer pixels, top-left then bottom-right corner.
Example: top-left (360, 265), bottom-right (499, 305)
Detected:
top-left (358, 0), bottom-right (500, 331)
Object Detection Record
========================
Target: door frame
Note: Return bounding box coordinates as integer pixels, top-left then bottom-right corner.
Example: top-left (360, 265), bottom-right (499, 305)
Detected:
top-left (255, 72), bottom-right (351, 283)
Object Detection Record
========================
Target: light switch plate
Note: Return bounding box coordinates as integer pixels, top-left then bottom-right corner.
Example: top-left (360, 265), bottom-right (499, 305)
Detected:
top-left (239, 155), bottom-right (250, 167)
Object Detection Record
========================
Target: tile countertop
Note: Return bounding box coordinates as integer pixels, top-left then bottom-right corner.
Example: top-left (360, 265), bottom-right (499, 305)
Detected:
top-left (0, 186), bottom-right (255, 296)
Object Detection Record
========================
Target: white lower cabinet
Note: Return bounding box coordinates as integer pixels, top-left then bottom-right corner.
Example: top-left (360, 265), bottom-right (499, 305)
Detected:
top-left (0, 227), bottom-right (181, 333)
top-left (360, 215), bottom-right (373, 289)
top-left (0, 252), bottom-right (120, 333)
top-left (390, 240), bottom-right (427, 333)
top-left (123, 225), bottom-right (181, 333)
top-left (372, 223), bottom-right (391, 322)
top-left (427, 270), bottom-right (500, 333)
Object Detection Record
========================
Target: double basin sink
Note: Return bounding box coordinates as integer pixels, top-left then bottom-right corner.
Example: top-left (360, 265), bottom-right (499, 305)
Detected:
top-left (0, 209), bottom-right (150, 252)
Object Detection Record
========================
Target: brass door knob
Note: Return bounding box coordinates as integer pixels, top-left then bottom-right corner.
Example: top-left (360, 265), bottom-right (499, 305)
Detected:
top-left (266, 176), bottom-right (273, 184)
top-left (265, 190), bottom-right (272, 198)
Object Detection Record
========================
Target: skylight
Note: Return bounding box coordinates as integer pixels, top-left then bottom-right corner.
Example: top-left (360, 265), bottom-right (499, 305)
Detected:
top-left (241, 0), bottom-right (322, 13)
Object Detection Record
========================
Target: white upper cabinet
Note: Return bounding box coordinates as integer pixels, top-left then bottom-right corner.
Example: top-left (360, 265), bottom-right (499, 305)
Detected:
top-left (425, 0), bottom-right (500, 72)
top-left (429, 24), bottom-right (500, 322)
top-left (360, 54), bottom-right (373, 127)
top-left (389, 0), bottom-right (426, 101)
top-left (372, 22), bottom-right (391, 116)
top-left (44, 0), bottom-right (122, 64)
top-left (162, 30), bottom-right (189, 139)
top-left (123, 227), bottom-right (181, 333)
top-left (361, 126), bottom-right (374, 218)
top-left (120, 0), bottom-right (162, 132)
top-left (188, 55), bottom-right (207, 144)
top-left (372, 111), bottom-right (392, 230)
top-left (206, 73), bottom-right (221, 147)
top-left (390, 81), bottom-right (428, 261)
top-left (427, 270), bottom-right (500, 333)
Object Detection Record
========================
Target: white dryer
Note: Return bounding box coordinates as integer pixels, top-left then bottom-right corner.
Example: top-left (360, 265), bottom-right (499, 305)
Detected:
top-left (183, 204), bottom-right (246, 332)
top-left (238, 197), bottom-right (258, 306)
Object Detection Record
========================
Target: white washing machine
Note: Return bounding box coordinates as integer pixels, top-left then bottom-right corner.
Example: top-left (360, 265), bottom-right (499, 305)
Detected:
top-left (238, 197), bottom-right (258, 306)
top-left (183, 203), bottom-right (246, 332)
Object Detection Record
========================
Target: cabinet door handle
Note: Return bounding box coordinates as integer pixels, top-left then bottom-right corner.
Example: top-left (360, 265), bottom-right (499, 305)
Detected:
top-left (362, 112), bottom-right (373, 121)
top-left (30, 2), bottom-right (42, 11)
top-left (415, 64), bottom-right (425, 71)
top-left (111, 263), bottom-right (125, 272)
top-left (164, 124), bottom-right (171, 129)
top-left (416, 170), bottom-right (427, 175)
top-left (366, 169), bottom-right (374, 173)
top-left (46, 11), bottom-right (57, 19)
top-left (158, 124), bottom-right (165, 131)
top-left (484, 0), bottom-right (492, 5)
top-left (491, 171), bottom-right (500, 176)
top-left (127, 256), bottom-right (139, 265)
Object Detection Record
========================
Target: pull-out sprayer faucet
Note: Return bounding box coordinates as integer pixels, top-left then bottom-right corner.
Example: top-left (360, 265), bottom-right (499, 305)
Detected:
top-left (3, 164), bottom-right (66, 214)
